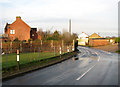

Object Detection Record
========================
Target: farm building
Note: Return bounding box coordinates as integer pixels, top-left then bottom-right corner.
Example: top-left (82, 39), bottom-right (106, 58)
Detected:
top-left (89, 33), bottom-right (109, 46)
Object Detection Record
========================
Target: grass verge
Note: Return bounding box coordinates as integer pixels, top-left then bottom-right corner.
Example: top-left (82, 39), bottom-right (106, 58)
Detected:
top-left (116, 50), bottom-right (120, 53)
top-left (2, 51), bottom-right (77, 80)
top-left (2, 52), bottom-right (61, 69)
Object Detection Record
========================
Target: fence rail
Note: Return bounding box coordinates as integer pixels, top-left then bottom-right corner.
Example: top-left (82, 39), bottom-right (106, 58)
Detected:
top-left (1, 40), bottom-right (75, 70)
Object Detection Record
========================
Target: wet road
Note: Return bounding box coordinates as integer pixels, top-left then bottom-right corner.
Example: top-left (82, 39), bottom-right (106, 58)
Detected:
top-left (3, 46), bottom-right (118, 85)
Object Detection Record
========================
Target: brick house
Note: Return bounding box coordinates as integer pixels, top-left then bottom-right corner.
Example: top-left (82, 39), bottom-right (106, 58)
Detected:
top-left (5, 16), bottom-right (41, 41)
top-left (89, 33), bottom-right (109, 46)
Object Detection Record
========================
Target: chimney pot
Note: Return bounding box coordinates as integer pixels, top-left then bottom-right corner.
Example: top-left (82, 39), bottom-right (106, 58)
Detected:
top-left (16, 16), bottom-right (21, 20)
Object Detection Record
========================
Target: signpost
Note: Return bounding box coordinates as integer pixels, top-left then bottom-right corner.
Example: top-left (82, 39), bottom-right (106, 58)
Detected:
top-left (17, 49), bottom-right (19, 71)
top-left (72, 40), bottom-right (75, 51)
top-left (67, 46), bottom-right (69, 52)
top-left (60, 47), bottom-right (61, 58)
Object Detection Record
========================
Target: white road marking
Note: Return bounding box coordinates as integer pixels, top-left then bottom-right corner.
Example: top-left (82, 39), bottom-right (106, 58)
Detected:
top-left (98, 56), bottom-right (100, 62)
top-left (94, 52), bottom-right (100, 62)
top-left (76, 65), bottom-right (95, 80)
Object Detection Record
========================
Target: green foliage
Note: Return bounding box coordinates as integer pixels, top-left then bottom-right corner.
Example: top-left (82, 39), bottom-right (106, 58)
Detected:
top-left (115, 37), bottom-right (120, 43)
top-left (46, 37), bottom-right (54, 40)
top-left (28, 38), bottom-right (33, 43)
top-left (13, 38), bottom-right (20, 42)
top-left (22, 40), bottom-right (27, 43)
top-left (34, 39), bottom-right (41, 42)
top-left (38, 29), bottom-right (78, 42)
top-left (116, 50), bottom-right (120, 53)
top-left (46, 30), bottom-right (62, 40)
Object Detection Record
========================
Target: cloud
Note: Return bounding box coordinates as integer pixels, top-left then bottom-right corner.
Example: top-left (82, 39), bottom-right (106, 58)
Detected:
top-left (0, 0), bottom-right (11, 3)
top-left (0, 0), bottom-right (119, 36)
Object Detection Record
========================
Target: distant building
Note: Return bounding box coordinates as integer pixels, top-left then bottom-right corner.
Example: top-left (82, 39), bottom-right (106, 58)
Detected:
top-left (89, 33), bottom-right (102, 39)
top-left (89, 33), bottom-right (109, 46)
top-left (77, 32), bottom-right (89, 45)
top-left (4, 16), bottom-right (41, 41)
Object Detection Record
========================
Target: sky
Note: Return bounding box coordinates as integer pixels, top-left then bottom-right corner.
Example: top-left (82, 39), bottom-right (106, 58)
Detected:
top-left (0, 0), bottom-right (119, 37)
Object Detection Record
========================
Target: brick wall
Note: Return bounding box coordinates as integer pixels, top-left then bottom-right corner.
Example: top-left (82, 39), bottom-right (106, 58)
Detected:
top-left (89, 39), bottom-right (109, 46)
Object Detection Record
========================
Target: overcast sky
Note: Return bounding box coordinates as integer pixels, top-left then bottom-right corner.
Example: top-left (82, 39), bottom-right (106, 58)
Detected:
top-left (0, 0), bottom-right (119, 37)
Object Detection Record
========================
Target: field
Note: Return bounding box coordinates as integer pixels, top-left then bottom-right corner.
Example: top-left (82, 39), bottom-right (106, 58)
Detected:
top-left (93, 43), bottom-right (118, 53)
top-left (2, 52), bottom-right (60, 69)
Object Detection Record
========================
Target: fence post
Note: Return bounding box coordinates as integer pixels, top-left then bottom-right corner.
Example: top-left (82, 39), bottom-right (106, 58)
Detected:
top-left (6, 49), bottom-right (8, 69)
top-left (41, 40), bottom-right (42, 46)
top-left (62, 40), bottom-right (64, 54)
top-left (10, 41), bottom-right (12, 53)
top-left (60, 47), bottom-right (61, 58)
top-left (1, 40), bottom-right (2, 49)
top-left (38, 47), bottom-right (40, 61)
top-left (17, 49), bottom-right (19, 71)
top-left (0, 40), bottom-right (2, 55)
top-left (30, 41), bottom-right (32, 52)
top-left (20, 42), bottom-right (22, 52)
top-left (67, 46), bottom-right (69, 53)
top-left (34, 47), bottom-right (35, 61)
top-left (51, 40), bottom-right (53, 47)
top-left (72, 40), bottom-right (75, 51)
top-left (54, 46), bottom-right (56, 56)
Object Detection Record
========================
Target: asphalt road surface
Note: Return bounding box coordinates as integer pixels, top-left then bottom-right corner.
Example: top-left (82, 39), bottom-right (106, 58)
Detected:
top-left (3, 46), bottom-right (119, 85)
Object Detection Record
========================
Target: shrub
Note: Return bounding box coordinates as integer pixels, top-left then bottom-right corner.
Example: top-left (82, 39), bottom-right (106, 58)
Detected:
top-left (13, 38), bottom-right (20, 42)
top-left (34, 39), bottom-right (41, 42)
top-left (28, 38), bottom-right (33, 43)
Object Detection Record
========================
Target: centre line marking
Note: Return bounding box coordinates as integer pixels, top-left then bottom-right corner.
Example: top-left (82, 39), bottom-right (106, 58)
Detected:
top-left (98, 56), bottom-right (100, 62)
top-left (76, 65), bottom-right (95, 80)
top-left (94, 52), bottom-right (100, 62)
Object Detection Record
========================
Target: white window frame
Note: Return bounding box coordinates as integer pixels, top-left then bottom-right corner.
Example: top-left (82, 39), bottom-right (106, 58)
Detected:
top-left (10, 30), bottom-right (13, 34)
top-left (13, 30), bottom-right (15, 34)
top-left (10, 29), bottom-right (15, 34)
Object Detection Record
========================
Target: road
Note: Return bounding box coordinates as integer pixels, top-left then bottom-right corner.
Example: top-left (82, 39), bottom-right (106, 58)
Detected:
top-left (3, 46), bottom-right (119, 85)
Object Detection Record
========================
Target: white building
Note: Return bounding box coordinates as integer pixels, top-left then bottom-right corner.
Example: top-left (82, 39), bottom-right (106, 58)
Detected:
top-left (77, 32), bottom-right (89, 45)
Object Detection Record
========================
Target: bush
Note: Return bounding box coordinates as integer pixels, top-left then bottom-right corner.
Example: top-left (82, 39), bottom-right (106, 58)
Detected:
top-left (22, 40), bottom-right (27, 43)
top-left (13, 38), bottom-right (20, 42)
top-left (28, 38), bottom-right (33, 43)
top-left (115, 37), bottom-right (120, 43)
top-left (34, 39), bottom-right (41, 42)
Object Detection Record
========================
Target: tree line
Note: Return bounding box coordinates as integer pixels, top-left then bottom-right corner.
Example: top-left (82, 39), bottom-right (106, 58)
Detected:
top-left (37, 29), bottom-right (78, 43)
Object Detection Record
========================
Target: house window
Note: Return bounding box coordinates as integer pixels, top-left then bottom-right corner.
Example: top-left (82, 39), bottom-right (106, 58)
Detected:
top-left (10, 30), bottom-right (15, 34)
top-left (13, 30), bottom-right (15, 34)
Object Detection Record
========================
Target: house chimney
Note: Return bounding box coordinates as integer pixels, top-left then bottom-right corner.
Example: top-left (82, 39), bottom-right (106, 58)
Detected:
top-left (16, 16), bottom-right (21, 20)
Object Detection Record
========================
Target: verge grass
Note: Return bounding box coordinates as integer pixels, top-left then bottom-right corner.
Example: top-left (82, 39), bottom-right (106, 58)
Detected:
top-left (2, 52), bottom-right (60, 69)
